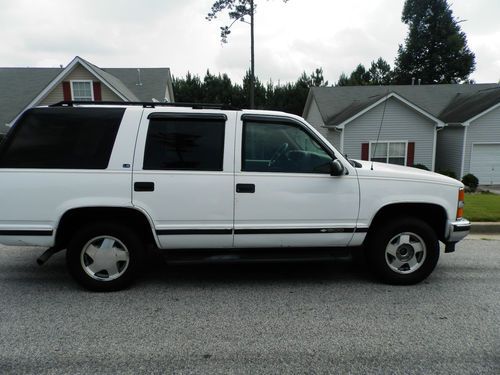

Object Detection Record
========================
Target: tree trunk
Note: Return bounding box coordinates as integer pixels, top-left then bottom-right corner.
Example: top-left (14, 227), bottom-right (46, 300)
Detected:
top-left (249, 0), bottom-right (255, 109)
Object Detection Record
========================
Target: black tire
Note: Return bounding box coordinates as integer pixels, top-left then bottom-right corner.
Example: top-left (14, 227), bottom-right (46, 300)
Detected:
top-left (66, 222), bottom-right (143, 292)
top-left (367, 217), bottom-right (439, 285)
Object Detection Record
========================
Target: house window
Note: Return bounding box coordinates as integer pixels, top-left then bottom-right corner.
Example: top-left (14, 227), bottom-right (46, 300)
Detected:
top-left (370, 141), bottom-right (406, 166)
top-left (71, 81), bottom-right (93, 101)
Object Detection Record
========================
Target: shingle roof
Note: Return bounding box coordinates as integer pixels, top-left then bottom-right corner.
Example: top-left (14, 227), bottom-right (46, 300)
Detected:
top-left (0, 58), bottom-right (173, 133)
top-left (0, 67), bottom-right (61, 133)
top-left (439, 87), bottom-right (500, 123)
top-left (104, 68), bottom-right (173, 102)
top-left (308, 84), bottom-right (500, 126)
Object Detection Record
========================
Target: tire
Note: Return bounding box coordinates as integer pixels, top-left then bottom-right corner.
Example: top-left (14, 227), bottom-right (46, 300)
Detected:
top-left (367, 217), bottom-right (439, 285)
top-left (66, 222), bottom-right (143, 292)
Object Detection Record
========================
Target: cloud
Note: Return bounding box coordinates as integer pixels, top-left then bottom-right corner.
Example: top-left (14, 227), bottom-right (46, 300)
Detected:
top-left (0, 0), bottom-right (498, 84)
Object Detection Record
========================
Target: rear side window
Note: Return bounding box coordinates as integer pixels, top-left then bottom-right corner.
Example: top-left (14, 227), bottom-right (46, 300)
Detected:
top-left (0, 107), bottom-right (124, 169)
top-left (143, 118), bottom-right (225, 171)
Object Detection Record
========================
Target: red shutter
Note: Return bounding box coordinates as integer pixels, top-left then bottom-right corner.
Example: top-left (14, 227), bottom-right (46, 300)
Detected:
top-left (407, 142), bottom-right (415, 166)
top-left (93, 82), bottom-right (102, 101)
top-left (361, 143), bottom-right (369, 160)
top-left (62, 81), bottom-right (71, 101)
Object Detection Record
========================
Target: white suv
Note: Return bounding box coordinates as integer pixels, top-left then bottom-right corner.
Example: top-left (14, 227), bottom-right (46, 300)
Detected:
top-left (0, 102), bottom-right (470, 291)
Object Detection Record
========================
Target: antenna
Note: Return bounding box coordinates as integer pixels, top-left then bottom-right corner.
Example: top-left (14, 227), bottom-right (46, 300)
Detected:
top-left (370, 87), bottom-right (390, 171)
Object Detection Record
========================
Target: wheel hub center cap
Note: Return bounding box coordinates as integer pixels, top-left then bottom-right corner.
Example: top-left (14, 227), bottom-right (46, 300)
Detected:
top-left (397, 244), bottom-right (414, 261)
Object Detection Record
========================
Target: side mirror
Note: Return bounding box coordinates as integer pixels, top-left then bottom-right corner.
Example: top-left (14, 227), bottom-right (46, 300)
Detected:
top-left (330, 159), bottom-right (345, 176)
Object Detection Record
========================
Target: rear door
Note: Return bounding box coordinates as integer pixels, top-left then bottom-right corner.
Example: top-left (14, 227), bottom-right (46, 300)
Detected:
top-left (132, 110), bottom-right (236, 249)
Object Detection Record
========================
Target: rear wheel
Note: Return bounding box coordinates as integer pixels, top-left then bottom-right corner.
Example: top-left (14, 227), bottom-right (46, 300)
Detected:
top-left (66, 222), bottom-right (143, 291)
top-left (368, 217), bottom-right (439, 285)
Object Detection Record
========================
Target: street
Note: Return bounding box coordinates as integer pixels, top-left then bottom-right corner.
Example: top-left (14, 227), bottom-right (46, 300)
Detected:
top-left (0, 239), bottom-right (499, 374)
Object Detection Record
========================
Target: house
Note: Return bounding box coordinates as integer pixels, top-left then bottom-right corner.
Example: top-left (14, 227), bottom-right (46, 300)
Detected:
top-left (303, 84), bottom-right (500, 184)
top-left (0, 56), bottom-right (175, 134)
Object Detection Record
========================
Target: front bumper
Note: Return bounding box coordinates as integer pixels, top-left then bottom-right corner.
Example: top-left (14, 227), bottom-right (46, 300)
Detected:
top-left (446, 218), bottom-right (471, 243)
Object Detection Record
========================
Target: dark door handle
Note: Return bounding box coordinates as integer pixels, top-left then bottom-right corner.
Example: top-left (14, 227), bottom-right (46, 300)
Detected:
top-left (236, 183), bottom-right (255, 193)
top-left (134, 182), bottom-right (155, 192)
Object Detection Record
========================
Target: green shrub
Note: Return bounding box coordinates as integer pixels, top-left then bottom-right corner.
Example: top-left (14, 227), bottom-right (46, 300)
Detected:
top-left (412, 163), bottom-right (429, 171)
top-left (438, 169), bottom-right (457, 179)
top-left (462, 173), bottom-right (479, 192)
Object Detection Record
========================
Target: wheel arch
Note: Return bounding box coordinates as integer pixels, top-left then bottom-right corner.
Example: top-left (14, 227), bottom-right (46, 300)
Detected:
top-left (366, 202), bottom-right (448, 242)
top-left (55, 206), bottom-right (158, 249)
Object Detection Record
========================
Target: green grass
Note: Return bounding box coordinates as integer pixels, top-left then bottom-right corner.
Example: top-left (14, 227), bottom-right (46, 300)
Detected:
top-left (464, 192), bottom-right (500, 222)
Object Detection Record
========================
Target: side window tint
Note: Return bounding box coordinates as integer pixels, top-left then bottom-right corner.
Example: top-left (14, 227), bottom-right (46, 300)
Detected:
top-left (144, 118), bottom-right (225, 171)
top-left (0, 107), bottom-right (124, 169)
top-left (242, 121), bottom-right (332, 173)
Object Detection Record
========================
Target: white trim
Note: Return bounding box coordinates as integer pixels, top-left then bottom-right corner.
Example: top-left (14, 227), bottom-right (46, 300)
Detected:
top-left (432, 127), bottom-right (440, 171)
top-left (70, 80), bottom-right (94, 101)
top-left (75, 58), bottom-right (129, 101)
top-left (327, 92), bottom-right (445, 129)
top-left (460, 125), bottom-right (468, 178)
top-left (339, 127), bottom-right (344, 153)
top-left (464, 101), bottom-right (500, 125)
top-left (471, 142), bottom-right (500, 145)
top-left (368, 140), bottom-right (408, 166)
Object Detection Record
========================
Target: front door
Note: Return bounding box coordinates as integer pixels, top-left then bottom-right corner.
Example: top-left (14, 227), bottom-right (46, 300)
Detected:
top-left (234, 115), bottom-right (359, 248)
top-left (132, 111), bottom-right (236, 249)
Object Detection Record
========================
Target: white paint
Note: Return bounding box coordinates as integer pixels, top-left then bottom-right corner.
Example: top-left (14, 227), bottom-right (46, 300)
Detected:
top-left (470, 143), bottom-right (500, 184)
top-left (0, 105), bottom-right (469, 251)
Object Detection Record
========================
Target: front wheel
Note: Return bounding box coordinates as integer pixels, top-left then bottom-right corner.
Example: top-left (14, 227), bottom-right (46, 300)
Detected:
top-left (66, 222), bottom-right (143, 291)
top-left (367, 218), bottom-right (440, 285)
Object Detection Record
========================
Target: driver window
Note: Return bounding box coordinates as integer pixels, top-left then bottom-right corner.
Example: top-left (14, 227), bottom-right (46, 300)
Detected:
top-left (242, 121), bottom-right (333, 173)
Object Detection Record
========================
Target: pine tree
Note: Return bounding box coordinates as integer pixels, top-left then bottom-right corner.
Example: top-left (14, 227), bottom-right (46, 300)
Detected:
top-left (393, 0), bottom-right (475, 84)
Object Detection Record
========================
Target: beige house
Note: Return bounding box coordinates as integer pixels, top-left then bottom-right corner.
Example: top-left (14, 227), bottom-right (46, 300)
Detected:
top-left (0, 56), bottom-right (175, 133)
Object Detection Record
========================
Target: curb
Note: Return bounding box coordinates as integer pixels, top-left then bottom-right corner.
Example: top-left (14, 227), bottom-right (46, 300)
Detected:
top-left (471, 222), bottom-right (500, 234)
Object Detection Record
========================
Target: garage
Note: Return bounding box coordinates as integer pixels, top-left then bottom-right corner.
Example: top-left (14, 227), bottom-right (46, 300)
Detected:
top-left (470, 143), bottom-right (500, 185)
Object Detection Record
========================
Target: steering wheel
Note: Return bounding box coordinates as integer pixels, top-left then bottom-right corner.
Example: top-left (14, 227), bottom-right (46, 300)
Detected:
top-left (268, 142), bottom-right (289, 167)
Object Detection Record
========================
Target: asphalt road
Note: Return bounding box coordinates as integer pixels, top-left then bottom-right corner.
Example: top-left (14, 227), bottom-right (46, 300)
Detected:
top-left (0, 239), bottom-right (499, 374)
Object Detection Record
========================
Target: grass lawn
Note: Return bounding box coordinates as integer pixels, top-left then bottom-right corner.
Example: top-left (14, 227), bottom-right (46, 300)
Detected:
top-left (464, 192), bottom-right (500, 222)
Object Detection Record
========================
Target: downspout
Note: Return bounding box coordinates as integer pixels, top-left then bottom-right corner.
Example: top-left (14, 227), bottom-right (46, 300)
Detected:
top-left (460, 124), bottom-right (469, 179)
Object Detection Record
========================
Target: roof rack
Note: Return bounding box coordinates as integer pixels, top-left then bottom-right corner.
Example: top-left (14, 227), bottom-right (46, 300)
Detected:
top-left (49, 101), bottom-right (241, 110)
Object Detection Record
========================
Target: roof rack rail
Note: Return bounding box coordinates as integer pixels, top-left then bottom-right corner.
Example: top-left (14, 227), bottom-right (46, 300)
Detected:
top-left (49, 101), bottom-right (241, 110)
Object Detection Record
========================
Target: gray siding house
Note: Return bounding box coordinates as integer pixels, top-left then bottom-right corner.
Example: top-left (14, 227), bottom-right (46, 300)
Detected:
top-left (303, 84), bottom-right (500, 184)
top-left (0, 56), bottom-right (175, 134)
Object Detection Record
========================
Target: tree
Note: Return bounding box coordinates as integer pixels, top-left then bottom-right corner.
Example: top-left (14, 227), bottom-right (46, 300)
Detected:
top-left (206, 0), bottom-right (288, 109)
top-left (336, 58), bottom-right (392, 86)
top-left (393, 0), bottom-right (475, 84)
top-left (172, 67), bottom-right (328, 116)
top-left (368, 58), bottom-right (393, 85)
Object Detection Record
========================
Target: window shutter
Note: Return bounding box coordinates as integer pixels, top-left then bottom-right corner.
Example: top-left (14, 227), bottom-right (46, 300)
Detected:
top-left (361, 143), bottom-right (369, 160)
top-left (62, 81), bottom-right (71, 101)
top-left (407, 142), bottom-right (415, 166)
top-left (93, 82), bottom-right (102, 101)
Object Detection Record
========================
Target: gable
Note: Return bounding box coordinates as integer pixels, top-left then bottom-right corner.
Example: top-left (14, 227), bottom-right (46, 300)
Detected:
top-left (331, 93), bottom-right (443, 129)
top-left (1, 57), bottom-right (173, 133)
top-left (40, 65), bottom-right (122, 105)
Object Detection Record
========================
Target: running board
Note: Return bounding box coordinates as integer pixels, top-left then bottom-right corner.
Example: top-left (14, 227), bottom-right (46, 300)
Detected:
top-left (161, 247), bottom-right (353, 264)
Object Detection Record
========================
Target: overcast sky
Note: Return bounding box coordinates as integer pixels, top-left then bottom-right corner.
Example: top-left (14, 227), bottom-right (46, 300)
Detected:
top-left (1, 0), bottom-right (499, 84)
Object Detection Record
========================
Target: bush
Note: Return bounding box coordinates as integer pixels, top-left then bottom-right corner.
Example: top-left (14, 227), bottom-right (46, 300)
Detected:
top-left (412, 163), bottom-right (429, 171)
top-left (438, 170), bottom-right (457, 179)
top-left (462, 173), bottom-right (479, 192)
